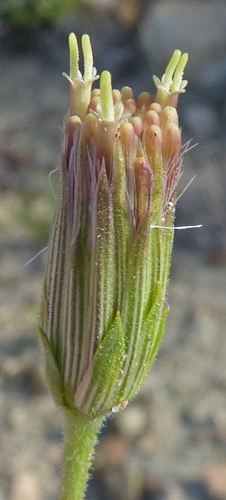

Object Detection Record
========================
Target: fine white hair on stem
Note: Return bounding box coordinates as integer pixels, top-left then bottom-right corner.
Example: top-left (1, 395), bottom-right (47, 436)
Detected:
top-left (24, 245), bottom-right (49, 267)
top-left (125, 184), bottom-right (136, 229)
top-left (163, 139), bottom-right (199, 217)
top-left (181, 139), bottom-right (199, 155)
top-left (49, 166), bottom-right (59, 202)
top-left (176, 174), bottom-right (197, 204)
top-left (151, 224), bottom-right (202, 230)
top-left (25, 167), bottom-right (60, 267)
top-left (163, 139), bottom-right (198, 213)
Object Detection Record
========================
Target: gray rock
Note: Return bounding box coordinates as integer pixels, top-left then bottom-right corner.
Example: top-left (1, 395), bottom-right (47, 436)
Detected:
top-left (182, 103), bottom-right (218, 138)
top-left (140, 0), bottom-right (226, 82)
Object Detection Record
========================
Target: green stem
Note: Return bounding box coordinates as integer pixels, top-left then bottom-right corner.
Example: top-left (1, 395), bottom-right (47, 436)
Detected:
top-left (59, 408), bottom-right (103, 500)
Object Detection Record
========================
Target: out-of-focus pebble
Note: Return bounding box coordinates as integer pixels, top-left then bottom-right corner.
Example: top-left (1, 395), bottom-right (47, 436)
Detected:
top-left (115, 405), bottom-right (147, 438)
top-left (204, 463), bottom-right (226, 499)
top-left (11, 472), bottom-right (41, 500)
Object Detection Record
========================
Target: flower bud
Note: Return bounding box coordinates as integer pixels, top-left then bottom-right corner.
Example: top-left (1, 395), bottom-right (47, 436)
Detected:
top-left (40, 34), bottom-right (188, 418)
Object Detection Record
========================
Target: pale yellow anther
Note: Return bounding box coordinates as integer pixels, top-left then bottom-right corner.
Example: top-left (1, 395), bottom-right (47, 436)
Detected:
top-left (100, 71), bottom-right (114, 121)
top-left (69, 32), bottom-right (79, 80)
top-left (162, 49), bottom-right (181, 91)
top-left (170, 52), bottom-right (188, 93)
top-left (81, 34), bottom-right (93, 82)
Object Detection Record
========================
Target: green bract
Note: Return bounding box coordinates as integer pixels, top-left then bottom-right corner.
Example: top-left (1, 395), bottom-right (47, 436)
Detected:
top-left (40, 34), bottom-right (188, 419)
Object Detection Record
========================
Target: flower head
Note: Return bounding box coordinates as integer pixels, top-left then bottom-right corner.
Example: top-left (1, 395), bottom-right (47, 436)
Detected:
top-left (39, 34), bottom-right (188, 418)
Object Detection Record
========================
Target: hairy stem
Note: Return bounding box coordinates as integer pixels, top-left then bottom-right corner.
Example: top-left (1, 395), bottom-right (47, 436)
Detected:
top-left (59, 408), bottom-right (103, 500)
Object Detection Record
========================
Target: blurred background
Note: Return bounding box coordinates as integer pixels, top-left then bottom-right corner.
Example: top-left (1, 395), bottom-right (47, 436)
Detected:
top-left (0, 0), bottom-right (226, 499)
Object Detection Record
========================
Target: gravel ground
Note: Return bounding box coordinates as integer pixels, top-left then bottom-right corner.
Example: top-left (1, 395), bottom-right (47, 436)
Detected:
top-left (1, 4), bottom-right (226, 499)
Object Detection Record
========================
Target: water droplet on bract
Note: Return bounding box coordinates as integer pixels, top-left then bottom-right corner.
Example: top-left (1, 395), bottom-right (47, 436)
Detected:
top-left (112, 405), bottom-right (121, 413)
top-left (112, 400), bottom-right (128, 413)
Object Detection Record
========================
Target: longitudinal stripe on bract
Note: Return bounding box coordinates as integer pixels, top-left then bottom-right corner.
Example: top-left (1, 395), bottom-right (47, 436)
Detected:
top-left (126, 247), bottom-right (169, 400)
top-left (72, 260), bottom-right (89, 388)
top-left (96, 168), bottom-right (108, 337)
top-left (87, 215), bottom-right (98, 365)
top-left (115, 201), bottom-right (129, 311)
top-left (77, 201), bottom-right (97, 381)
top-left (62, 248), bottom-right (74, 380)
top-left (94, 353), bottom-right (121, 413)
top-left (41, 283), bottom-right (47, 334)
top-left (80, 275), bottom-right (88, 384)
top-left (126, 150), bottom-right (136, 218)
top-left (119, 227), bottom-right (158, 399)
top-left (99, 250), bottom-right (105, 336)
top-left (87, 242), bottom-right (98, 367)
top-left (141, 230), bottom-right (152, 317)
top-left (45, 210), bottom-right (58, 306)
top-left (64, 265), bottom-right (74, 385)
top-left (103, 191), bottom-right (114, 331)
top-left (82, 384), bottom-right (97, 413)
top-left (145, 245), bottom-right (153, 312)
top-left (98, 375), bottom-right (120, 413)
top-left (96, 177), bottom-right (108, 341)
top-left (160, 230), bottom-right (173, 289)
top-left (116, 229), bottom-right (122, 308)
top-left (58, 220), bottom-right (72, 367)
top-left (81, 157), bottom-right (99, 369)
top-left (63, 282), bottom-right (71, 384)
top-left (121, 261), bottom-right (147, 397)
top-left (128, 306), bottom-right (164, 401)
top-left (79, 268), bottom-right (92, 383)
top-left (93, 380), bottom-right (113, 413)
top-left (47, 197), bottom-right (65, 349)
top-left (112, 144), bottom-right (129, 310)
top-left (131, 249), bottom-right (172, 398)
top-left (69, 284), bottom-right (80, 389)
top-left (132, 307), bottom-right (164, 392)
top-left (82, 312), bottom-right (125, 414)
top-left (83, 368), bottom-right (117, 414)
top-left (63, 180), bottom-right (78, 381)
top-left (73, 362), bottom-right (93, 409)
top-left (87, 166), bottom-right (110, 360)
top-left (129, 230), bottom-right (174, 399)
top-left (46, 206), bottom-right (60, 338)
top-left (149, 228), bottom-right (160, 304)
top-left (122, 254), bottom-right (153, 397)
top-left (49, 198), bottom-right (67, 348)
top-left (68, 142), bottom-right (87, 386)
top-left (53, 200), bottom-right (70, 363)
top-left (60, 252), bottom-right (70, 371)
top-left (71, 134), bottom-right (83, 236)
top-left (122, 260), bottom-right (145, 378)
top-left (117, 227), bottom-right (127, 309)
top-left (82, 382), bottom-right (99, 413)
top-left (100, 195), bottom-right (115, 338)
